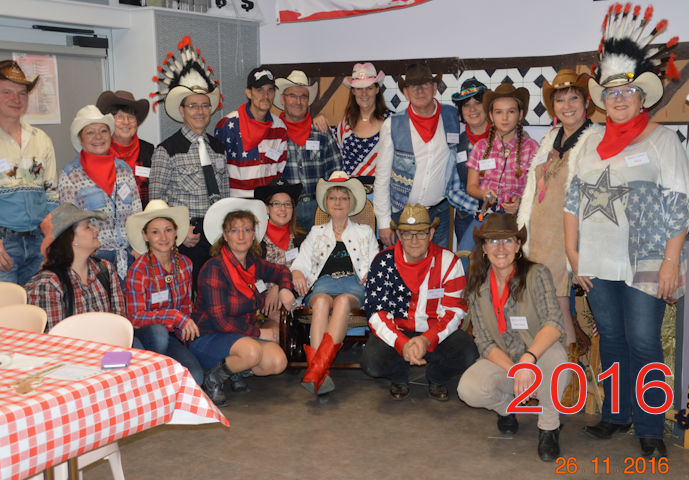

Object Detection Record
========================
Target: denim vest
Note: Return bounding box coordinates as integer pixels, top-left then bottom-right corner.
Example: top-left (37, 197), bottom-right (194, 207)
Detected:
top-left (389, 104), bottom-right (459, 213)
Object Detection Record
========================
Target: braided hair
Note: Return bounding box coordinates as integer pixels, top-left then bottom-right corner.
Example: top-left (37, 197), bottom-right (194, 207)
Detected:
top-left (481, 99), bottom-right (525, 178)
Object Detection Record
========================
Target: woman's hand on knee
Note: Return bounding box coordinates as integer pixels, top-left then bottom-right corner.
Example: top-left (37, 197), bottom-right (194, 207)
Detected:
top-left (292, 270), bottom-right (308, 297)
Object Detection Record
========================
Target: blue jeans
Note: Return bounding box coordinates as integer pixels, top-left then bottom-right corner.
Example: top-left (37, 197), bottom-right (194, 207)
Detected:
top-left (390, 199), bottom-right (450, 249)
top-left (296, 197), bottom-right (318, 232)
top-left (135, 324), bottom-right (204, 386)
top-left (0, 229), bottom-right (43, 286)
top-left (586, 279), bottom-right (667, 438)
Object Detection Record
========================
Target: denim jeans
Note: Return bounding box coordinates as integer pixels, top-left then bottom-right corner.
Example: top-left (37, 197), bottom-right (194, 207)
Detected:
top-left (0, 230), bottom-right (43, 286)
top-left (586, 279), bottom-right (667, 438)
top-left (134, 324), bottom-right (204, 386)
top-left (296, 197), bottom-right (318, 232)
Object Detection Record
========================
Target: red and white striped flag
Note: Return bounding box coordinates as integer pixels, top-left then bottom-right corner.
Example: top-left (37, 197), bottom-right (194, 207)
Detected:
top-left (277, 0), bottom-right (430, 23)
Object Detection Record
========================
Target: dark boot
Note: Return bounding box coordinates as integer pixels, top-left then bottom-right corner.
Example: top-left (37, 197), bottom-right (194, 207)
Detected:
top-left (538, 428), bottom-right (561, 462)
top-left (640, 438), bottom-right (667, 458)
top-left (203, 360), bottom-right (232, 407)
top-left (583, 421), bottom-right (632, 440)
top-left (301, 333), bottom-right (342, 395)
top-left (497, 414), bottom-right (519, 434)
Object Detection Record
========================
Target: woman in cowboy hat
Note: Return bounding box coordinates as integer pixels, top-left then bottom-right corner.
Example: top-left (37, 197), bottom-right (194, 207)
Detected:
top-left (59, 105), bottom-right (142, 283)
top-left (25, 203), bottom-right (126, 331)
top-left (254, 178), bottom-right (305, 323)
top-left (97, 90), bottom-right (155, 207)
top-left (124, 200), bottom-right (203, 386)
top-left (291, 171), bottom-right (379, 396)
top-left (517, 69), bottom-right (603, 347)
top-left (458, 213), bottom-right (568, 463)
top-left (564, 5), bottom-right (686, 458)
top-left (189, 198), bottom-right (296, 407)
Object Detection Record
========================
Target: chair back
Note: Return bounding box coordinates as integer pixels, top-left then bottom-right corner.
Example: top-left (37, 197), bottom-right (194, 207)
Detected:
top-left (0, 281), bottom-right (27, 306)
top-left (0, 304), bottom-right (48, 333)
top-left (48, 312), bottom-right (133, 348)
top-left (315, 199), bottom-right (376, 231)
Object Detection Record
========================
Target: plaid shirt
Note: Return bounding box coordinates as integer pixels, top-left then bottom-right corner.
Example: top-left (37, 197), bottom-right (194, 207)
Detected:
top-left (149, 125), bottom-right (230, 219)
top-left (446, 131), bottom-right (480, 213)
top-left (125, 252), bottom-right (193, 337)
top-left (465, 131), bottom-right (539, 209)
top-left (193, 249), bottom-right (293, 336)
top-left (25, 258), bottom-right (125, 331)
top-left (281, 127), bottom-right (341, 199)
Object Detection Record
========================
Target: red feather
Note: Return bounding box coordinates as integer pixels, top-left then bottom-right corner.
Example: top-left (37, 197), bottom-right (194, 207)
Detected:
top-left (633, 5), bottom-right (640, 17)
top-left (152, 76), bottom-right (159, 82)
top-left (166, 52), bottom-right (173, 58)
top-left (666, 36), bottom-right (679, 49)
top-left (655, 19), bottom-right (668, 33)
top-left (602, 14), bottom-right (609, 31)
top-left (666, 54), bottom-right (680, 81)
top-left (177, 36), bottom-right (191, 50)
top-left (643, 6), bottom-right (653, 23)
top-left (157, 66), bottom-right (163, 72)
top-left (614, 4), bottom-right (622, 14)
top-left (623, 3), bottom-right (631, 14)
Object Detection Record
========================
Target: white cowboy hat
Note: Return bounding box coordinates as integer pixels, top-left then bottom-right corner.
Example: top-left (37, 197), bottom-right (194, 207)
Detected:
top-left (316, 171), bottom-right (367, 217)
top-left (274, 70), bottom-right (319, 108)
top-left (125, 200), bottom-right (190, 254)
top-left (588, 72), bottom-right (663, 110)
top-left (203, 198), bottom-right (268, 245)
top-left (69, 105), bottom-right (114, 152)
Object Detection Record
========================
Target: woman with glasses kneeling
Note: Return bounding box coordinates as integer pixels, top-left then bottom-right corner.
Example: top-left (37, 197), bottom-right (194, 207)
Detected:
top-left (190, 198), bottom-right (295, 406)
top-left (457, 213), bottom-right (568, 462)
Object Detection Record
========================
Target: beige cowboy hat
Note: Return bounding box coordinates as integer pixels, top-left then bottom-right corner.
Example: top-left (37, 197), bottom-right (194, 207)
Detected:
top-left (316, 171), bottom-right (367, 217)
top-left (390, 203), bottom-right (440, 231)
top-left (274, 70), bottom-right (319, 108)
top-left (203, 198), bottom-right (269, 245)
top-left (125, 200), bottom-right (190, 254)
top-left (69, 105), bottom-right (115, 152)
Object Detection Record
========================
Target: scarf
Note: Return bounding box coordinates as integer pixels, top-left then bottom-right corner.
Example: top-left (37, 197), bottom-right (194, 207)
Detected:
top-left (597, 111), bottom-right (649, 160)
top-left (280, 112), bottom-right (312, 147)
top-left (266, 221), bottom-right (290, 251)
top-left (553, 119), bottom-right (591, 158)
top-left (238, 103), bottom-right (272, 152)
top-left (465, 123), bottom-right (490, 147)
top-left (489, 265), bottom-right (516, 334)
top-left (221, 246), bottom-right (256, 300)
top-left (394, 241), bottom-right (438, 294)
top-left (408, 99), bottom-right (441, 143)
top-left (111, 134), bottom-right (140, 172)
top-left (80, 149), bottom-right (116, 196)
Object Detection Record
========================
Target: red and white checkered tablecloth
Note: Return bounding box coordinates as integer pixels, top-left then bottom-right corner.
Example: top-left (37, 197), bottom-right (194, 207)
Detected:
top-left (0, 326), bottom-right (229, 480)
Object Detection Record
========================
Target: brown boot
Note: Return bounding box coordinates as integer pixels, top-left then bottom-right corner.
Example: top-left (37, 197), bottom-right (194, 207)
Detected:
top-left (301, 333), bottom-right (342, 395)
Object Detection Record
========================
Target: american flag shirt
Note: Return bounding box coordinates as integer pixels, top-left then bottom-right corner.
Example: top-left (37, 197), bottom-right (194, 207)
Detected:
top-left (333, 112), bottom-right (390, 177)
top-left (364, 245), bottom-right (467, 355)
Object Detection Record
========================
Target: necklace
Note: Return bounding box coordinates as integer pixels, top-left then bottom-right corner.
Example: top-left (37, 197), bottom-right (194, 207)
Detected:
top-left (165, 274), bottom-right (173, 284)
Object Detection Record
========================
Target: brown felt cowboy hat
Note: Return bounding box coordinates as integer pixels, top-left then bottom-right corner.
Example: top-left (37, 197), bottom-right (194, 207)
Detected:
top-left (0, 60), bottom-right (38, 92)
top-left (96, 90), bottom-right (150, 125)
top-left (397, 63), bottom-right (442, 90)
top-left (482, 83), bottom-right (530, 115)
top-left (541, 69), bottom-right (595, 119)
top-left (472, 213), bottom-right (527, 244)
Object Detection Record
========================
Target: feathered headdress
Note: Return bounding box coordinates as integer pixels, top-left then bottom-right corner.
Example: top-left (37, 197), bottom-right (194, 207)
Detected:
top-left (151, 36), bottom-right (222, 122)
top-left (589, 3), bottom-right (679, 109)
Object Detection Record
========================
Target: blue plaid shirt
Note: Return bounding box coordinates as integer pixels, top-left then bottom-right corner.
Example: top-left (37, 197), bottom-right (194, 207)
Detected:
top-left (281, 127), bottom-right (341, 199)
top-left (446, 131), bottom-right (479, 214)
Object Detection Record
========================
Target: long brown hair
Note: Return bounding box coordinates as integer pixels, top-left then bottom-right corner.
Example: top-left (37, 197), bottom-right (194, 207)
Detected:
top-left (43, 228), bottom-right (76, 271)
top-left (345, 85), bottom-right (387, 129)
top-left (209, 210), bottom-right (262, 258)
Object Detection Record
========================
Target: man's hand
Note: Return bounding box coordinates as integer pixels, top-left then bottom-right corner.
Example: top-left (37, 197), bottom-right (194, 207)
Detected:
top-left (380, 228), bottom-right (396, 247)
top-left (183, 225), bottom-right (201, 248)
top-left (402, 336), bottom-right (430, 366)
top-left (0, 239), bottom-right (14, 272)
top-left (312, 114), bottom-right (329, 133)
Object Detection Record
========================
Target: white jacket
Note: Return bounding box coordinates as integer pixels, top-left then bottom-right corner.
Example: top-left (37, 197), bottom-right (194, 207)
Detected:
top-left (290, 219), bottom-right (379, 287)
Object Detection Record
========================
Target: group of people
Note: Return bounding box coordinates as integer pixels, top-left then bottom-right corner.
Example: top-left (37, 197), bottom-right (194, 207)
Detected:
top-left (1, 5), bottom-right (685, 463)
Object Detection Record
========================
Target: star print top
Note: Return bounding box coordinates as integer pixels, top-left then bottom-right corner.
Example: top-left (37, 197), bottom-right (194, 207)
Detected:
top-left (564, 125), bottom-right (689, 298)
top-left (333, 112), bottom-right (390, 177)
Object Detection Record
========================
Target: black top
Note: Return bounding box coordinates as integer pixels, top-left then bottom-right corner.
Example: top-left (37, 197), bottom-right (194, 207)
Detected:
top-left (319, 241), bottom-right (355, 278)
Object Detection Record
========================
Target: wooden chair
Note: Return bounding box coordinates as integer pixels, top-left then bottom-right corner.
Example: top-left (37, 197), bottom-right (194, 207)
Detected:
top-left (0, 304), bottom-right (48, 333)
top-left (280, 199), bottom-right (377, 368)
top-left (49, 312), bottom-right (133, 480)
top-left (0, 281), bottom-right (27, 306)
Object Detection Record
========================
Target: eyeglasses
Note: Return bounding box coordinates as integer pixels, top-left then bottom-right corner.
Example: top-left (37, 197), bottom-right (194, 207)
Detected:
top-left (114, 113), bottom-right (137, 123)
top-left (268, 202), bottom-right (293, 209)
top-left (226, 227), bottom-right (254, 235)
top-left (183, 103), bottom-right (212, 111)
top-left (485, 238), bottom-right (517, 247)
top-left (283, 93), bottom-right (309, 103)
top-left (602, 87), bottom-right (641, 100)
top-left (399, 230), bottom-right (430, 240)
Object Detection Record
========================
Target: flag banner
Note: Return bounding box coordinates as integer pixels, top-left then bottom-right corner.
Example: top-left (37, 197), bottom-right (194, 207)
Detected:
top-left (276, 0), bottom-right (430, 23)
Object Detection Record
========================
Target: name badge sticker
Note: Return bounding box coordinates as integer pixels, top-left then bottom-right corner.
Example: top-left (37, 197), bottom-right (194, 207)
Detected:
top-left (427, 288), bottom-right (444, 300)
top-left (446, 132), bottom-right (460, 144)
top-left (117, 183), bottom-right (131, 200)
top-left (305, 140), bottom-right (320, 151)
top-left (0, 158), bottom-right (11, 173)
top-left (479, 158), bottom-right (496, 171)
top-left (510, 316), bottom-right (529, 330)
top-left (625, 152), bottom-right (650, 167)
top-left (456, 151), bottom-right (468, 163)
top-left (285, 248), bottom-right (299, 262)
top-left (255, 280), bottom-right (267, 293)
top-left (265, 148), bottom-right (282, 161)
top-left (135, 166), bottom-right (151, 178)
top-left (151, 290), bottom-right (169, 305)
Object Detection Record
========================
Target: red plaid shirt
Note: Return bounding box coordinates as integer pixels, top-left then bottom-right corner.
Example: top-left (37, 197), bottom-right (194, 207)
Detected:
top-left (193, 250), bottom-right (292, 336)
top-left (125, 252), bottom-right (193, 337)
top-left (25, 258), bottom-right (125, 331)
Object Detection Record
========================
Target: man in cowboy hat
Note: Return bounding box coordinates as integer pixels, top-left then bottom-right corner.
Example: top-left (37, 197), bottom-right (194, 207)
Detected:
top-left (149, 38), bottom-right (230, 293)
top-left (361, 203), bottom-right (478, 401)
top-left (374, 63), bottom-right (460, 249)
top-left (215, 66), bottom-right (288, 198)
top-left (0, 60), bottom-right (58, 285)
top-left (274, 69), bottom-right (341, 230)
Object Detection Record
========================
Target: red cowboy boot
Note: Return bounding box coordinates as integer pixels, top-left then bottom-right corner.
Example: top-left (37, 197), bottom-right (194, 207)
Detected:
top-left (301, 333), bottom-right (342, 395)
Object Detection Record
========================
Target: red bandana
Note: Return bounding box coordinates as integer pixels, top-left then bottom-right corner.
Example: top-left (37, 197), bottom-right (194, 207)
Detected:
top-left (490, 265), bottom-right (516, 334)
top-left (111, 134), bottom-right (140, 172)
top-left (280, 112), bottom-right (312, 147)
top-left (266, 221), bottom-right (290, 251)
top-left (221, 246), bottom-right (256, 300)
top-left (238, 103), bottom-right (272, 152)
top-left (465, 124), bottom-right (490, 147)
top-left (408, 99), bottom-right (441, 143)
top-left (394, 241), bottom-right (438, 294)
top-left (597, 111), bottom-right (649, 160)
top-left (80, 149), bottom-right (116, 196)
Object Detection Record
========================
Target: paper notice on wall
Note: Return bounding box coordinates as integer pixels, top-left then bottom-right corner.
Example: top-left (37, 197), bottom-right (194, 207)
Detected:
top-left (276, 0), bottom-right (430, 23)
top-left (12, 53), bottom-right (61, 125)
top-left (208, 0), bottom-right (264, 22)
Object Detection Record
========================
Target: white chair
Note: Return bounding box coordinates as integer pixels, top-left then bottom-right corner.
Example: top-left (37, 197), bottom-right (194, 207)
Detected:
top-left (0, 281), bottom-right (27, 306)
top-left (49, 312), bottom-right (133, 480)
top-left (0, 304), bottom-right (48, 333)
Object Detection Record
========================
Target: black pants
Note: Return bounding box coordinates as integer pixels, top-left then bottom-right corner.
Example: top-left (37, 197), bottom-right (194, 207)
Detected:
top-left (178, 232), bottom-right (211, 297)
top-left (362, 329), bottom-right (478, 385)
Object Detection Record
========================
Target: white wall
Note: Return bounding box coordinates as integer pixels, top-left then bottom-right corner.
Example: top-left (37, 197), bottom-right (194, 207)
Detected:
top-left (259, 0), bottom-right (689, 64)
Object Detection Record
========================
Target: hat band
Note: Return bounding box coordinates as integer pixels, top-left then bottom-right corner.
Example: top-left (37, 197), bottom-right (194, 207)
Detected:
top-left (329, 177), bottom-right (347, 182)
top-left (459, 86), bottom-right (483, 96)
top-left (482, 228), bottom-right (517, 235)
top-left (553, 80), bottom-right (575, 88)
top-left (601, 72), bottom-right (635, 86)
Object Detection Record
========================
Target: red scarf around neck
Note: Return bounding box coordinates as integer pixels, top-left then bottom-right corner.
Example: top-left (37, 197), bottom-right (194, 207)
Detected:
top-left (221, 246), bottom-right (256, 299)
top-left (408, 99), bottom-right (441, 143)
top-left (238, 103), bottom-right (272, 152)
top-left (80, 149), bottom-right (117, 196)
top-left (111, 134), bottom-right (140, 172)
top-left (266, 221), bottom-right (290, 251)
top-left (394, 241), bottom-right (439, 294)
top-left (280, 112), bottom-right (312, 147)
top-left (597, 111), bottom-right (649, 160)
top-left (466, 123), bottom-right (490, 147)
top-left (489, 265), bottom-right (516, 334)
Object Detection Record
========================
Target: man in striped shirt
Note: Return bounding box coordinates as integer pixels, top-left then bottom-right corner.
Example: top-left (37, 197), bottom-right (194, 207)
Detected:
top-left (361, 203), bottom-right (478, 401)
top-left (215, 67), bottom-right (287, 198)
